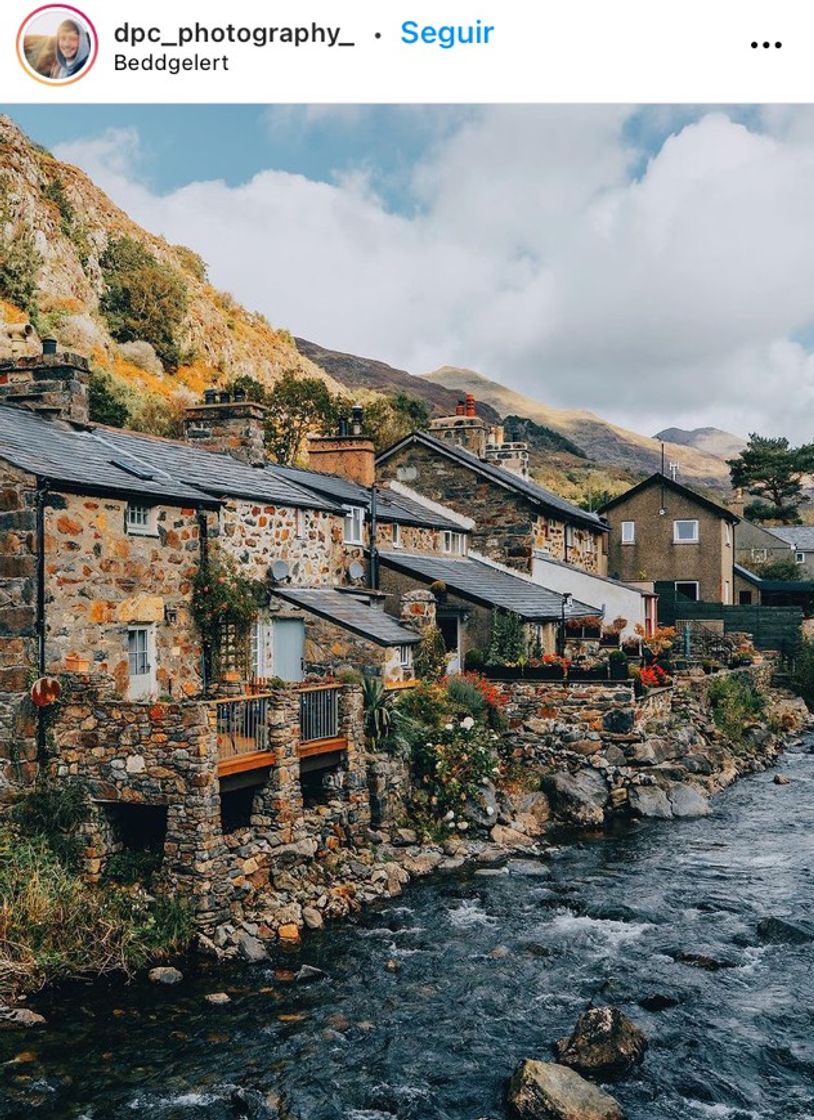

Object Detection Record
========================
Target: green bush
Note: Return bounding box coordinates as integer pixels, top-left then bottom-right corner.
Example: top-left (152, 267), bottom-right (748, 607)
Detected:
top-left (0, 209), bottom-right (41, 312)
top-left (411, 718), bottom-right (500, 829)
top-left (487, 610), bottom-right (526, 666)
top-left (791, 639), bottom-right (814, 707)
top-left (707, 674), bottom-right (766, 746)
top-left (88, 370), bottom-right (130, 427)
top-left (414, 624), bottom-right (448, 682)
top-left (103, 849), bottom-right (162, 886)
top-left (464, 647), bottom-right (485, 672)
top-left (100, 236), bottom-right (188, 370)
top-left (12, 780), bottom-right (89, 870)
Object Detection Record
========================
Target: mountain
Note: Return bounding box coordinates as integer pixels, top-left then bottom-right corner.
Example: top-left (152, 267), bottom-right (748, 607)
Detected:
top-left (654, 426), bottom-right (745, 462)
top-left (423, 366), bottom-right (732, 491)
top-left (0, 115), bottom-right (345, 415)
top-left (294, 337), bottom-right (501, 423)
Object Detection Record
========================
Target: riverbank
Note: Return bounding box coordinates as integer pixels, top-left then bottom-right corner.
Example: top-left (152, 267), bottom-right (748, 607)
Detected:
top-left (3, 736), bottom-right (814, 1119)
top-left (1, 666), bottom-right (810, 1014)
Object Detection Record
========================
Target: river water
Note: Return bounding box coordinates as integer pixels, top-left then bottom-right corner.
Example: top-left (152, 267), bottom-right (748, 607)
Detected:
top-left (3, 742), bottom-right (814, 1120)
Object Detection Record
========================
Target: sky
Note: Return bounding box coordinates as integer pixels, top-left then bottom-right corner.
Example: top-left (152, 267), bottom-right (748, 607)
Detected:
top-left (7, 103), bottom-right (814, 443)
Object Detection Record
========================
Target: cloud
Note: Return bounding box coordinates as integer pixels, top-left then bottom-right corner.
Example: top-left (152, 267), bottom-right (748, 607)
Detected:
top-left (53, 106), bottom-right (814, 442)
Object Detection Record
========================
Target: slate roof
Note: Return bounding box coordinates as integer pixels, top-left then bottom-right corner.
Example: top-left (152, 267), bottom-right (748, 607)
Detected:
top-left (376, 430), bottom-right (608, 533)
top-left (273, 462), bottom-right (462, 529)
top-left (272, 586), bottom-right (420, 646)
top-left (378, 549), bottom-right (600, 621)
top-left (734, 563), bottom-right (814, 592)
top-left (598, 473), bottom-right (739, 524)
top-left (761, 526), bottom-right (814, 550)
top-left (0, 406), bottom-right (340, 512)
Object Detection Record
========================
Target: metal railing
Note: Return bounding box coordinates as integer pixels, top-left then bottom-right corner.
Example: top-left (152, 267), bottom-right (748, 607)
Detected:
top-left (299, 684), bottom-right (340, 744)
top-left (212, 695), bottom-right (270, 760)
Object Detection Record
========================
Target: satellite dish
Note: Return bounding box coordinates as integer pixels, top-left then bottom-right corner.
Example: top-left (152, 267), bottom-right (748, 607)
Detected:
top-left (271, 559), bottom-right (290, 582)
top-left (348, 560), bottom-right (365, 582)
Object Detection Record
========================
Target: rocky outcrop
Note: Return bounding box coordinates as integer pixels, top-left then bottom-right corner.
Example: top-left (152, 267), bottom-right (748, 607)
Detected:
top-left (554, 1007), bottom-right (647, 1078)
top-left (544, 770), bottom-right (609, 828)
top-left (507, 1060), bottom-right (624, 1120)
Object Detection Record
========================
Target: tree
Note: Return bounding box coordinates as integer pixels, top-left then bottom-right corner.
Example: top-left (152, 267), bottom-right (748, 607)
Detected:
top-left (264, 371), bottom-right (341, 464)
top-left (750, 556), bottom-right (801, 582)
top-left (360, 392), bottom-right (431, 452)
top-left (728, 435), bottom-right (814, 524)
top-left (100, 237), bottom-right (188, 370)
top-left (88, 371), bottom-right (129, 428)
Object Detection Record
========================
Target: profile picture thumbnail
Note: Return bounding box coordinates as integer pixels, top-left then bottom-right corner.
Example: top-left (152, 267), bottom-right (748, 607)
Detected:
top-left (17, 5), bottom-right (98, 84)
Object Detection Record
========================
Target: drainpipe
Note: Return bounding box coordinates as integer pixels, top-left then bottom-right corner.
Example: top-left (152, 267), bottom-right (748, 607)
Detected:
top-left (369, 486), bottom-right (378, 590)
top-left (196, 508), bottom-right (210, 692)
top-left (35, 479), bottom-right (49, 762)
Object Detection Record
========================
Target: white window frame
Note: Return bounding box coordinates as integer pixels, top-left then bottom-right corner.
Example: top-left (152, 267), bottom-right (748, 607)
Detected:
top-left (442, 530), bottom-right (465, 555)
top-left (398, 644), bottom-right (413, 669)
top-left (127, 625), bottom-right (156, 700)
top-left (392, 522), bottom-right (402, 548)
top-left (751, 547), bottom-right (767, 563)
top-left (125, 503), bottom-right (157, 536)
top-left (724, 523), bottom-right (732, 547)
top-left (343, 505), bottom-right (365, 545)
top-left (673, 519), bottom-right (700, 544)
top-left (674, 580), bottom-right (700, 601)
top-left (295, 508), bottom-right (306, 538)
top-left (621, 521), bottom-right (635, 545)
top-left (796, 551), bottom-right (806, 565)
top-left (723, 579), bottom-right (731, 604)
top-left (565, 524), bottom-right (575, 548)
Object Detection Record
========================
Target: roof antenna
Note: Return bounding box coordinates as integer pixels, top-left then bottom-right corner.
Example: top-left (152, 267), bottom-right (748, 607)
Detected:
top-left (669, 461), bottom-right (679, 482)
top-left (659, 441), bottom-right (666, 515)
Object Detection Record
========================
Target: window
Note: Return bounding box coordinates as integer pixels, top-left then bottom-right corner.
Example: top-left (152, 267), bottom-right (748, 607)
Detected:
top-left (398, 644), bottom-right (413, 669)
top-left (127, 625), bottom-right (156, 700)
top-left (343, 505), bottom-right (364, 545)
top-left (673, 519), bottom-right (699, 544)
top-left (724, 523), bottom-right (732, 547)
top-left (621, 521), bottom-right (635, 544)
top-left (675, 581), bottom-right (699, 601)
top-left (751, 547), bottom-right (767, 563)
top-left (739, 590), bottom-right (753, 605)
top-left (565, 524), bottom-right (574, 548)
top-left (443, 530), bottom-right (465, 555)
top-left (585, 533), bottom-right (595, 554)
top-left (295, 508), bottom-right (306, 538)
top-left (125, 504), bottom-right (156, 535)
top-left (796, 551), bottom-right (806, 564)
top-left (392, 523), bottom-right (402, 548)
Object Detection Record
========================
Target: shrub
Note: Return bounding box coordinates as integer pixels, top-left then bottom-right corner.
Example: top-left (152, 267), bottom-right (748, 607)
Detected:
top-left (100, 236), bottom-right (188, 370)
top-left (103, 849), bottom-right (162, 886)
top-left (12, 779), bottom-right (89, 870)
top-left (172, 243), bottom-right (208, 283)
top-left (88, 370), bottom-right (130, 428)
top-left (487, 610), bottom-right (526, 666)
top-left (445, 671), bottom-right (506, 731)
top-left (411, 717), bottom-right (501, 828)
top-left (363, 677), bottom-right (391, 748)
top-left (0, 199), bottom-right (41, 312)
top-left (464, 647), bottom-right (484, 672)
top-left (790, 639), bottom-right (814, 707)
top-left (191, 549), bottom-right (266, 677)
top-left (414, 624), bottom-right (448, 682)
top-left (707, 675), bottom-right (766, 745)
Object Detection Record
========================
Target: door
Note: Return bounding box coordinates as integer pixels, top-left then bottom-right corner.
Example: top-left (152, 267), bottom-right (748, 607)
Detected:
top-left (127, 625), bottom-right (156, 700)
top-left (272, 618), bottom-right (305, 682)
top-left (251, 615), bottom-right (275, 683)
top-left (437, 615), bottom-right (461, 674)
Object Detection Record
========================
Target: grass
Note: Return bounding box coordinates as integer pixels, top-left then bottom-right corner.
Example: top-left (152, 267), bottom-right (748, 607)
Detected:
top-left (707, 674), bottom-right (766, 748)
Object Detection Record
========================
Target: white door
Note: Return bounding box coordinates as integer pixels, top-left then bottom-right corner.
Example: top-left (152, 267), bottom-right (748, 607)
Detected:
top-left (272, 619), bottom-right (305, 682)
top-left (127, 625), bottom-right (156, 700)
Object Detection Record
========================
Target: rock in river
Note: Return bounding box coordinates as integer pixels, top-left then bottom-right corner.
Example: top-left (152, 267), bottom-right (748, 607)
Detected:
top-left (667, 783), bottom-right (710, 819)
top-left (507, 1059), bottom-right (623, 1120)
top-left (543, 770), bottom-right (609, 828)
top-left (554, 1006), bottom-right (647, 1078)
top-left (756, 916), bottom-right (814, 944)
top-left (628, 786), bottom-right (672, 819)
top-left (148, 966), bottom-right (183, 985)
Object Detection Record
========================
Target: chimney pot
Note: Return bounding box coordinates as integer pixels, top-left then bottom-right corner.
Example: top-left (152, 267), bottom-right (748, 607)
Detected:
top-left (351, 403), bottom-right (364, 436)
top-left (42, 337), bottom-right (58, 356)
top-left (465, 394), bottom-right (476, 417)
top-left (203, 388), bottom-right (217, 405)
top-left (232, 386), bottom-right (247, 402)
top-left (218, 389), bottom-right (231, 404)
top-left (455, 400), bottom-right (466, 416)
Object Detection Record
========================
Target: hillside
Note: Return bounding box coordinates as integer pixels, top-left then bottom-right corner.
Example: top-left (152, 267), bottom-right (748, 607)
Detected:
top-left (0, 115), bottom-right (346, 417)
top-left (424, 366), bottom-right (733, 492)
top-left (294, 336), bottom-right (501, 423)
top-left (654, 426), bottom-right (745, 461)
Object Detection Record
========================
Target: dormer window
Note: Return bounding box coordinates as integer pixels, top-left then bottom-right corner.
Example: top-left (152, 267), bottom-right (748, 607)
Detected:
top-left (125, 503), bottom-right (157, 536)
top-left (443, 530), bottom-right (466, 555)
top-left (343, 505), bottom-right (365, 545)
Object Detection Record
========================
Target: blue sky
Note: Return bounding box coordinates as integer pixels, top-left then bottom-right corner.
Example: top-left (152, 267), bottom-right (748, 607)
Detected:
top-left (5, 104), bottom-right (814, 440)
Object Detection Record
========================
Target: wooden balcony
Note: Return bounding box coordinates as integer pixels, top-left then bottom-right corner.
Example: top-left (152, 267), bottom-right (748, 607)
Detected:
top-left (209, 694), bottom-right (277, 777)
top-left (298, 683), bottom-right (347, 761)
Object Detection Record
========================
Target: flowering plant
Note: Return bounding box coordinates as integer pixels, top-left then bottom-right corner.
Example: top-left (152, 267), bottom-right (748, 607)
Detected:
top-left (412, 717), bottom-right (501, 824)
top-left (640, 664), bottom-right (671, 689)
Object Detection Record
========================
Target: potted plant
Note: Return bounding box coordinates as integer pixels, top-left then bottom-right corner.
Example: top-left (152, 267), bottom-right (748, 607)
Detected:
top-left (609, 649), bottom-right (629, 680)
top-left (568, 656), bottom-right (609, 681)
top-left (64, 653), bottom-right (91, 673)
top-left (526, 653), bottom-right (569, 680)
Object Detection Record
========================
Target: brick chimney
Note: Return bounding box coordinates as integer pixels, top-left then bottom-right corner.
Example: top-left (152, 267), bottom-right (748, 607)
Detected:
top-left (0, 337), bottom-right (90, 425)
top-left (307, 404), bottom-right (375, 487)
top-left (184, 389), bottom-right (267, 464)
top-left (429, 393), bottom-right (490, 459)
top-left (485, 438), bottom-right (529, 479)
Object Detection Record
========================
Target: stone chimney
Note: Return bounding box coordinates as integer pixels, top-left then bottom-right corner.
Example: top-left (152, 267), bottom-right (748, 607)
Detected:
top-left (484, 439), bottom-right (529, 479)
top-left (0, 337), bottom-right (90, 425)
top-left (728, 487), bottom-right (745, 519)
top-left (429, 394), bottom-right (490, 459)
top-left (307, 404), bottom-right (375, 487)
top-left (184, 389), bottom-right (267, 464)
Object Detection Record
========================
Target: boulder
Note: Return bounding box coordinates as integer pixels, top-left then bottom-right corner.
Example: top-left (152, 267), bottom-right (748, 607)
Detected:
top-left (295, 964), bottom-right (326, 982)
top-left (773, 773), bottom-right (791, 786)
top-left (465, 780), bottom-right (500, 828)
top-left (0, 1007), bottom-right (46, 1028)
top-left (554, 1007), bottom-right (647, 1078)
top-left (148, 966), bottom-right (183, 985)
top-left (507, 1060), bottom-right (623, 1120)
top-left (757, 917), bottom-right (814, 944)
top-left (628, 786), bottom-right (672, 819)
top-left (491, 824), bottom-right (535, 849)
top-left (667, 783), bottom-right (710, 818)
top-left (543, 770), bottom-right (609, 828)
top-left (205, 992), bottom-right (231, 1005)
top-left (236, 932), bottom-right (268, 963)
top-left (302, 906), bottom-right (324, 930)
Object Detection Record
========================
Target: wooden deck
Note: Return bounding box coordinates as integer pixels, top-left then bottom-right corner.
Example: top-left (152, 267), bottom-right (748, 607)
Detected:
top-left (217, 750), bottom-right (276, 778)
top-left (298, 736), bottom-right (348, 760)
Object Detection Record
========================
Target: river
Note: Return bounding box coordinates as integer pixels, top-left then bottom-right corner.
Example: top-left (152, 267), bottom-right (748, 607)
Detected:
top-left (3, 742), bottom-right (814, 1120)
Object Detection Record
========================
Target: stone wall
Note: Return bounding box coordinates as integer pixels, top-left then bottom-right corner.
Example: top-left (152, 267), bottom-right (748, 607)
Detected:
top-left (377, 521), bottom-right (442, 555)
top-left (532, 514), bottom-right (604, 575)
top-left (0, 460), bottom-right (38, 799)
top-left (44, 493), bottom-right (202, 699)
